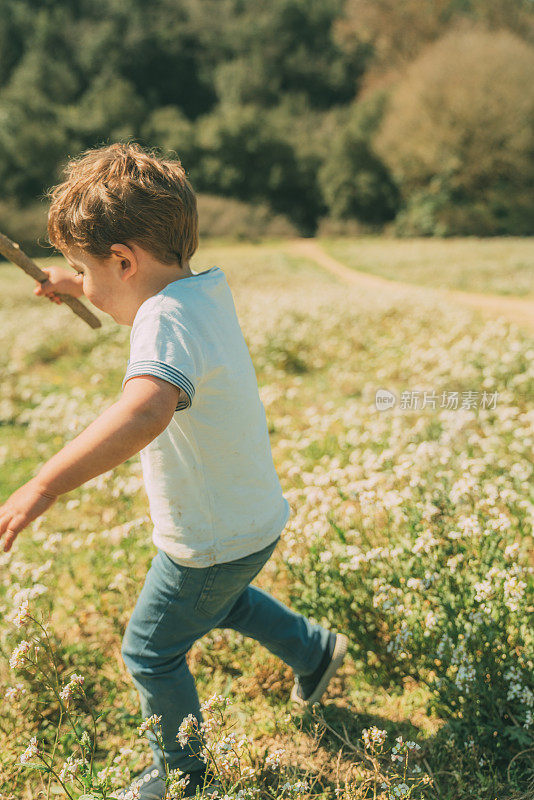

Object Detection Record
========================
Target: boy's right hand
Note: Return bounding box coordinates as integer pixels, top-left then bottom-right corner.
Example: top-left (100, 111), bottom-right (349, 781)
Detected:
top-left (33, 267), bottom-right (84, 303)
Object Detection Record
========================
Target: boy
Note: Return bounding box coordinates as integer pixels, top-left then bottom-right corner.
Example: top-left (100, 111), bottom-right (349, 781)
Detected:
top-left (0, 142), bottom-right (348, 799)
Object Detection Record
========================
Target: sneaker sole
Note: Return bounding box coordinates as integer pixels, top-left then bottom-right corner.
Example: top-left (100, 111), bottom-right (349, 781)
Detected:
top-left (290, 632), bottom-right (348, 707)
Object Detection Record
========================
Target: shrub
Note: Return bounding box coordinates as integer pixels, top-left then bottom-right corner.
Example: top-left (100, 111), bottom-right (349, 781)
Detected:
top-left (0, 199), bottom-right (51, 258)
top-left (188, 104), bottom-right (319, 233)
top-left (318, 90), bottom-right (400, 224)
top-left (197, 194), bottom-right (298, 240)
top-left (315, 216), bottom-right (384, 237)
top-left (373, 25), bottom-right (534, 235)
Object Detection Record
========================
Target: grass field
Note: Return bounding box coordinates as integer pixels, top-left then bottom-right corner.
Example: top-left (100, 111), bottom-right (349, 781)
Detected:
top-left (1, 238), bottom-right (533, 800)
top-left (318, 237), bottom-right (534, 297)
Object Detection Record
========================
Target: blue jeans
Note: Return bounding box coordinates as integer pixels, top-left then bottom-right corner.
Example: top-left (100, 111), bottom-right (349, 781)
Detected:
top-left (121, 534), bottom-right (331, 774)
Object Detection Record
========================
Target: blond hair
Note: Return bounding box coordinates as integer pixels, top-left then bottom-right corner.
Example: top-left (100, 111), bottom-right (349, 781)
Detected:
top-left (46, 141), bottom-right (198, 268)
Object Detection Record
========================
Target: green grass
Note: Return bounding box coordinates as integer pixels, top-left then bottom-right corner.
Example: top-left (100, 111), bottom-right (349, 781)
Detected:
top-left (318, 236), bottom-right (534, 297)
top-left (1, 239), bottom-right (533, 800)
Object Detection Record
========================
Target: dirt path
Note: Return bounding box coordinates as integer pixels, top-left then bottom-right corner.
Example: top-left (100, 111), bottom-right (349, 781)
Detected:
top-left (288, 238), bottom-right (534, 334)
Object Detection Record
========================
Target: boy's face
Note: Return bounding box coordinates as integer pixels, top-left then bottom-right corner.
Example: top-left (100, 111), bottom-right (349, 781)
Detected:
top-left (61, 245), bottom-right (130, 323)
top-left (60, 241), bottom-right (190, 326)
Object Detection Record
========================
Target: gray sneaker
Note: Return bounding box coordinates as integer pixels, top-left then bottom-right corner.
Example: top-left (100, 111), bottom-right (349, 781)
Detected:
top-left (112, 763), bottom-right (222, 799)
top-left (290, 632), bottom-right (348, 707)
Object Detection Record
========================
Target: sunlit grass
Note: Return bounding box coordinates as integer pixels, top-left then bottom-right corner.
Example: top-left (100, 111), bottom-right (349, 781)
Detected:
top-left (1, 239), bottom-right (532, 800)
top-left (318, 236), bottom-right (534, 296)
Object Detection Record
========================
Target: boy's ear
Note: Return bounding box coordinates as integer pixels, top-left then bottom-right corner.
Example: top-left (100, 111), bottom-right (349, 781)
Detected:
top-left (110, 242), bottom-right (137, 277)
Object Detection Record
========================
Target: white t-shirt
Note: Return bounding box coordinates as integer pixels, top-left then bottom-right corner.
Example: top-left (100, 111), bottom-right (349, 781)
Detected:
top-left (122, 266), bottom-right (290, 567)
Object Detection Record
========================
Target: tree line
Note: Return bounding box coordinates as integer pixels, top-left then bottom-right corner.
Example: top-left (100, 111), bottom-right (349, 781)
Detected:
top-left (0, 0), bottom-right (533, 252)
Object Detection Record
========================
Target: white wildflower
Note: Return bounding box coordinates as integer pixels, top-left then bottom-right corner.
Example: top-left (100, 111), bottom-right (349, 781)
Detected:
top-left (265, 747), bottom-right (286, 768)
top-left (19, 736), bottom-right (39, 764)
top-left (59, 673), bottom-right (85, 706)
top-left (362, 726), bottom-right (387, 749)
top-left (5, 682), bottom-right (27, 702)
top-left (138, 714), bottom-right (162, 735)
top-left (176, 713), bottom-right (199, 746)
top-left (13, 598), bottom-right (31, 628)
top-left (200, 693), bottom-right (230, 713)
top-left (9, 640), bottom-right (32, 669)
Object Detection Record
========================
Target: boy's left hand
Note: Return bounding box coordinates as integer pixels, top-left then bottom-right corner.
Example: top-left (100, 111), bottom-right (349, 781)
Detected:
top-left (0, 479), bottom-right (58, 552)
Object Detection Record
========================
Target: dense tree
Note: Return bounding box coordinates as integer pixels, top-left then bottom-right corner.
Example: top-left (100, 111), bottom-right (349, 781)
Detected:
top-left (140, 107), bottom-right (199, 166)
top-left (0, 0), bottom-right (532, 241)
top-left (0, 90), bottom-right (71, 197)
top-left (319, 92), bottom-right (399, 223)
top-left (183, 0), bottom-right (371, 109)
top-left (373, 26), bottom-right (534, 235)
top-left (187, 104), bottom-right (321, 233)
top-left (0, 0), bottom-right (26, 88)
top-left (61, 70), bottom-right (147, 145)
top-left (73, 0), bottom-right (216, 118)
top-left (337, 0), bottom-right (534, 75)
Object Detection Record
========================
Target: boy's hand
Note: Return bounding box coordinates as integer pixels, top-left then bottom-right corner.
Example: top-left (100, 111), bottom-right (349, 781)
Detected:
top-left (0, 479), bottom-right (58, 552)
top-left (33, 267), bottom-right (84, 303)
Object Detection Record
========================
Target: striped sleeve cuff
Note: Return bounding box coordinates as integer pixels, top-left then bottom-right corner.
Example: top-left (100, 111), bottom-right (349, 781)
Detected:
top-left (122, 360), bottom-right (195, 411)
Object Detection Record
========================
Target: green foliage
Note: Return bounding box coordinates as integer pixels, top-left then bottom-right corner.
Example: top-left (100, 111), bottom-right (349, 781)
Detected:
top-left (141, 106), bottom-right (199, 167)
top-left (395, 186), bottom-right (534, 238)
top-left (374, 27), bottom-right (534, 236)
top-left (62, 70), bottom-right (147, 144)
top-left (188, 0), bottom-right (370, 110)
top-left (286, 430), bottom-right (534, 765)
top-left (0, 90), bottom-right (71, 198)
top-left (197, 194), bottom-right (298, 241)
top-left (188, 104), bottom-right (319, 232)
top-left (1, 240), bottom-right (534, 797)
top-left (319, 134), bottom-right (399, 224)
top-left (0, 0), bottom-right (533, 235)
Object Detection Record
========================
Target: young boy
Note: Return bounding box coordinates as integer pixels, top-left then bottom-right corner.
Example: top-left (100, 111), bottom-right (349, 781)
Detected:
top-left (0, 142), bottom-right (348, 799)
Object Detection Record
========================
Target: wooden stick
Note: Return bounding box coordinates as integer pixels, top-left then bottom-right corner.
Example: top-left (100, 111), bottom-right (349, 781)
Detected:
top-left (0, 232), bottom-right (102, 329)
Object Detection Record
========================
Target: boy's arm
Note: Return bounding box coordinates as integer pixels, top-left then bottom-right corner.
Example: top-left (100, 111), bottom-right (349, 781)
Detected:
top-left (0, 377), bottom-right (180, 551)
top-left (35, 376), bottom-right (180, 494)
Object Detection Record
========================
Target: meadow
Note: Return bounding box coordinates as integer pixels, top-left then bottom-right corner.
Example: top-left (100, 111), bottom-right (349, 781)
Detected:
top-left (318, 238), bottom-right (534, 297)
top-left (0, 238), bottom-right (533, 800)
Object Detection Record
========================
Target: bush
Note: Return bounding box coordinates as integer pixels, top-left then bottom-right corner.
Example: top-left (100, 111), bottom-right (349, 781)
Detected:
top-left (315, 216), bottom-right (384, 237)
top-left (0, 199), bottom-right (51, 259)
top-left (197, 193), bottom-right (298, 240)
top-left (140, 106), bottom-right (199, 169)
top-left (289, 522), bottom-right (534, 764)
top-left (395, 186), bottom-right (534, 238)
top-left (319, 136), bottom-right (399, 224)
top-left (0, 193), bottom-right (298, 262)
top-left (373, 25), bottom-right (534, 235)
top-left (318, 90), bottom-right (400, 224)
top-left (0, 91), bottom-right (71, 200)
top-left (187, 104), bottom-right (319, 234)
